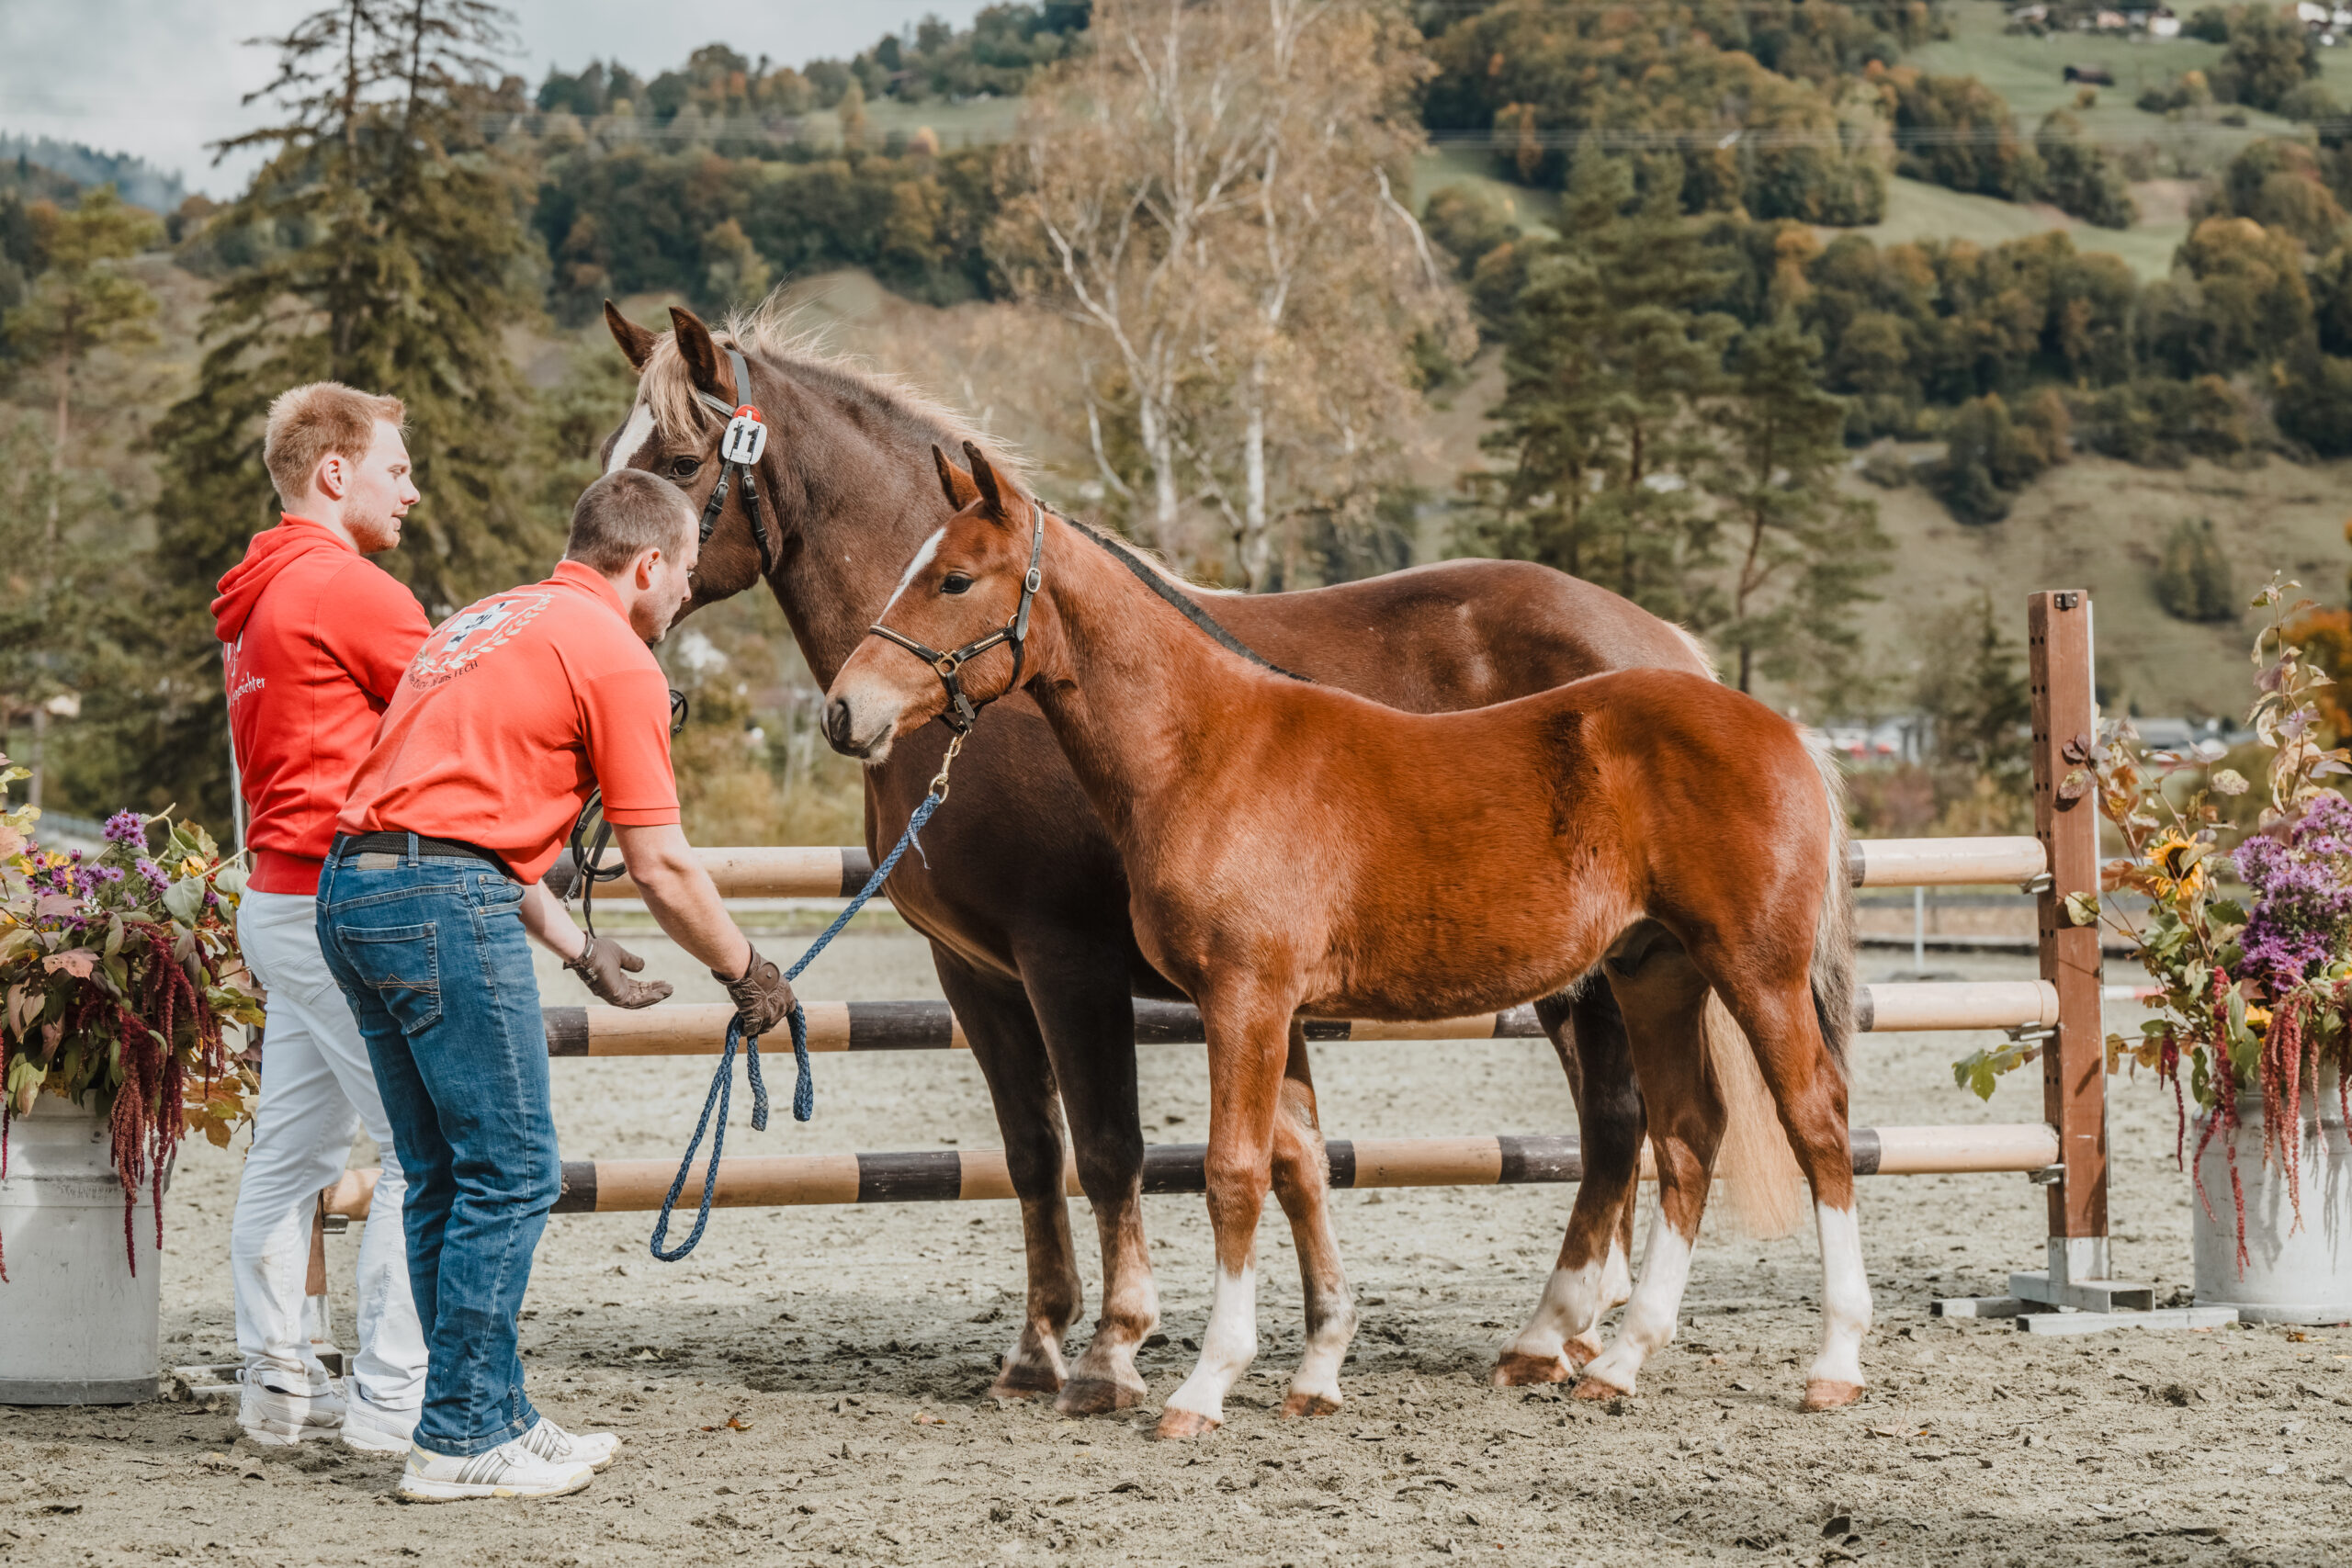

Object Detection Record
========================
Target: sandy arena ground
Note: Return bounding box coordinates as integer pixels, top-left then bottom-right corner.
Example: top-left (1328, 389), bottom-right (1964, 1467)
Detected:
top-left (5, 929), bottom-right (2350, 1566)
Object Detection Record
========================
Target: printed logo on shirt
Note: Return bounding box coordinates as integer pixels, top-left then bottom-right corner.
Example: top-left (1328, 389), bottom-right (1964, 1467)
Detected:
top-left (407, 592), bottom-right (554, 689)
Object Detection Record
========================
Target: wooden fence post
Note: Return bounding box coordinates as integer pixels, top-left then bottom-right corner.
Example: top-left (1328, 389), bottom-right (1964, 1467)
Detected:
top-left (2027, 590), bottom-right (2116, 1294)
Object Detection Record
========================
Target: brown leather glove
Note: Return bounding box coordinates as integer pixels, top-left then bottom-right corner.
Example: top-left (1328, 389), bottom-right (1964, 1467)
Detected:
top-left (715, 944), bottom-right (797, 1037)
top-left (565, 934), bottom-right (673, 1010)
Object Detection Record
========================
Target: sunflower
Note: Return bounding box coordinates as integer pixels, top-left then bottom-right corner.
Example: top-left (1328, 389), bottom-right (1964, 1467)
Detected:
top-left (2147, 830), bottom-right (2208, 900)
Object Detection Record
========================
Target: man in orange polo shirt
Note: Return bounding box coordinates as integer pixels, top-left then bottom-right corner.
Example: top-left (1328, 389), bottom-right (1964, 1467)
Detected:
top-left (317, 469), bottom-right (796, 1502)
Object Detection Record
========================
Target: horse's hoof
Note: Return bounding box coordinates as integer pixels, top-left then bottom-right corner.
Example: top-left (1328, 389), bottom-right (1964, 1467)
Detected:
top-left (1570, 1373), bottom-right (1629, 1403)
top-left (1280, 1390), bottom-right (1342, 1419)
top-left (989, 1362), bottom-right (1064, 1402)
top-left (1152, 1408), bottom-right (1221, 1440)
top-left (1489, 1351), bottom-right (1576, 1388)
top-left (1801, 1380), bottom-right (1862, 1412)
top-left (1057, 1377), bottom-right (1142, 1416)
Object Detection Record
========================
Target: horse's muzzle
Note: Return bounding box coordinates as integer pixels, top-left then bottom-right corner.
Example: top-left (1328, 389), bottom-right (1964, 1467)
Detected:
top-left (822, 694), bottom-right (899, 762)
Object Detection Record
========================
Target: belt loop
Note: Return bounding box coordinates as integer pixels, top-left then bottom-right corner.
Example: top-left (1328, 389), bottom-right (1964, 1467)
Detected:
top-left (404, 830), bottom-right (418, 868)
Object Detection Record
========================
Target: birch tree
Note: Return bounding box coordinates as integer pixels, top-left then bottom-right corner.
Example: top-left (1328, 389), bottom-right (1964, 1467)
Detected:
top-left (994, 0), bottom-right (1466, 585)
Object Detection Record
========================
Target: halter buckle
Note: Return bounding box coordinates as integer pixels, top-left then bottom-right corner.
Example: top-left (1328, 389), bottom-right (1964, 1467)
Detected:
top-left (932, 652), bottom-right (961, 678)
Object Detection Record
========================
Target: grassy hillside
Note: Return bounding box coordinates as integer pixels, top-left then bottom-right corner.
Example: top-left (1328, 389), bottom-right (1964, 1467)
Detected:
top-left (1838, 173), bottom-right (2190, 278)
top-left (1838, 451), bottom-right (2351, 717)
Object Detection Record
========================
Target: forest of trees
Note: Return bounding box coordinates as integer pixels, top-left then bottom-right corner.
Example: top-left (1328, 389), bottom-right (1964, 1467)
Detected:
top-left (11, 0), bottom-right (2352, 839)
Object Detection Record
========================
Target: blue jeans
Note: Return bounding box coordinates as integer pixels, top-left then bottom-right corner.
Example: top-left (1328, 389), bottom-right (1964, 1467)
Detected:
top-left (315, 841), bottom-right (559, 1458)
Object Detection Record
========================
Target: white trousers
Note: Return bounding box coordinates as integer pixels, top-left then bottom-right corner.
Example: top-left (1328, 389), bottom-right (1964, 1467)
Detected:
top-left (232, 890), bottom-right (426, 1409)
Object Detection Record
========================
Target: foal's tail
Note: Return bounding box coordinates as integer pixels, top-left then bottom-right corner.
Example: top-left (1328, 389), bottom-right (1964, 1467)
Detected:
top-left (1702, 733), bottom-right (1856, 1239)
top-left (1804, 737), bottom-right (1858, 1077)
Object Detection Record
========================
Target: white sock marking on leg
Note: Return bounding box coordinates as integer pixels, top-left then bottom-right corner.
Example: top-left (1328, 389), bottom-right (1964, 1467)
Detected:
top-left (1809, 1201), bottom-right (1871, 1390)
top-left (1165, 1264), bottom-right (1257, 1424)
top-left (1582, 1214), bottom-right (1696, 1393)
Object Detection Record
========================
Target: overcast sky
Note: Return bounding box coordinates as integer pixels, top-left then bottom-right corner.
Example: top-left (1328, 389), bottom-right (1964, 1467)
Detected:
top-left (0, 0), bottom-right (993, 198)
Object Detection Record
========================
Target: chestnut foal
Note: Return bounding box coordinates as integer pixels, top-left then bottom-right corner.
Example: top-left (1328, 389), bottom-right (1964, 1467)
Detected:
top-left (825, 448), bottom-right (1871, 1435)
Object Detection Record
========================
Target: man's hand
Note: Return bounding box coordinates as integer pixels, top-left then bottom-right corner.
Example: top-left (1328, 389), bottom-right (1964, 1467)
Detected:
top-left (566, 934), bottom-right (673, 1010)
top-left (715, 944), bottom-right (797, 1037)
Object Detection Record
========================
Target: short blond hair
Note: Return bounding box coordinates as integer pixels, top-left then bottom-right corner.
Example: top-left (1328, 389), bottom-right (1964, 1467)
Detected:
top-left (263, 382), bottom-right (406, 504)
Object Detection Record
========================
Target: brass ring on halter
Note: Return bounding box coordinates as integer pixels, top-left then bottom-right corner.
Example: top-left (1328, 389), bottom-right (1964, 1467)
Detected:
top-left (933, 653), bottom-right (961, 677)
top-left (929, 732), bottom-right (965, 801)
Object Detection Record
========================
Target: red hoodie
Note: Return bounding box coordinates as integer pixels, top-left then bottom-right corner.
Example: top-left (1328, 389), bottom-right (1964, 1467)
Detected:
top-left (213, 516), bottom-right (433, 895)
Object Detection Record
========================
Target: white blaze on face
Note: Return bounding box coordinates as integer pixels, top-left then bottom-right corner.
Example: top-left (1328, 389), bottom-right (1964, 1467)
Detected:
top-left (879, 528), bottom-right (946, 615)
top-left (605, 400), bottom-right (657, 476)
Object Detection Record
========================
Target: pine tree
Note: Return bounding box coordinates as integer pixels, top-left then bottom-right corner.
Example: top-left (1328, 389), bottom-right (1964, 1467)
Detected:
top-left (133, 0), bottom-right (552, 822)
top-left (1704, 316), bottom-right (1890, 701)
top-left (2154, 517), bottom-right (2237, 623)
top-left (1, 186), bottom-right (161, 807)
top-left (1477, 152), bottom-right (1735, 623)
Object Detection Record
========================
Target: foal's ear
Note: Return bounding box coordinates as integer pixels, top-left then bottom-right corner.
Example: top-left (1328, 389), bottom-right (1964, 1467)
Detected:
top-left (666, 306), bottom-right (733, 401)
top-left (961, 440), bottom-right (1013, 525)
top-left (932, 445), bottom-right (981, 511)
top-left (604, 300), bottom-right (658, 372)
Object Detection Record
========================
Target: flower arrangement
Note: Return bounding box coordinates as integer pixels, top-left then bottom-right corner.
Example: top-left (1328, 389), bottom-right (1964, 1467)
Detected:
top-left (0, 754), bottom-right (262, 1279)
top-left (1957, 580), bottom-right (2352, 1266)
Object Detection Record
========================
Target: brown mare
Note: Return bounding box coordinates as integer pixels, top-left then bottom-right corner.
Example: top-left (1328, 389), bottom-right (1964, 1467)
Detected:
top-left (825, 446), bottom-right (1871, 1434)
top-left (596, 301), bottom-right (1841, 1416)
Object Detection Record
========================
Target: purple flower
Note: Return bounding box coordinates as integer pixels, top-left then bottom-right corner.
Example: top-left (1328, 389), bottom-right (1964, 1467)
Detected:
top-left (88, 864), bottom-right (124, 885)
top-left (102, 810), bottom-right (146, 847)
top-left (2233, 793), bottom-right (2352, 993)
top-left (133, 857), bottom-right (167, 895)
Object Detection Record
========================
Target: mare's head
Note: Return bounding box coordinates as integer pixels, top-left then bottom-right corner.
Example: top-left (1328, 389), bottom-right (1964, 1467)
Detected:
top-left (599, 302), bottom-right (769, 609)
top-left (822, 443), bottom-right (1044, 763)
top-left (597, 300), bottom-right (1022, 635)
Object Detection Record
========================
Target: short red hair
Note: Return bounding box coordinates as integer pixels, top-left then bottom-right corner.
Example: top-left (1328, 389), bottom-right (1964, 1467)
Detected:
top-left (263, 382), bottom-right (405, 504)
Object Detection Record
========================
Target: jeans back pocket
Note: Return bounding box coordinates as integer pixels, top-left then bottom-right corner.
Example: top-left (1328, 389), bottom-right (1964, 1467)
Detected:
top-left (337, 922), bottom-right (444, 1036)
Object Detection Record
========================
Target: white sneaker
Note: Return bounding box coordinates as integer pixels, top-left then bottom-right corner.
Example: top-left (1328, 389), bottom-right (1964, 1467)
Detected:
top-left (339, 1386), bottom-right (420, 1454)
top-left (238, 1371), bottom-right (345, 1446)
top-left (397, 1438), bottom-right (593, 1502)
top-left (518, 1416), bottom-right (620, 1472)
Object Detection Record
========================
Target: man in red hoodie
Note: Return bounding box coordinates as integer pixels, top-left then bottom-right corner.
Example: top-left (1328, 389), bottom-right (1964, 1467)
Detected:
top-left (214, 383), bottom-right (435, 1453)
top-left (212, 385), bottom-right (667, 1455)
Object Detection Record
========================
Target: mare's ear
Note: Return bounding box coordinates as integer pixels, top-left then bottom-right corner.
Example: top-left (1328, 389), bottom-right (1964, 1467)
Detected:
top-left (960, 440), bottom-right (1016, 526)
top-left (666, 306), bottom-right (734, 402)
top-left (604, 300), bottom-right (658, 372)
top-left (932, 445), bottom-right (981, 511)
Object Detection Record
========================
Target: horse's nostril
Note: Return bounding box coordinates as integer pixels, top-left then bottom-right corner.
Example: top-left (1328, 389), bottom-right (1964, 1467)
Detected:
top-left (822, 697), bottom-right (854, 750)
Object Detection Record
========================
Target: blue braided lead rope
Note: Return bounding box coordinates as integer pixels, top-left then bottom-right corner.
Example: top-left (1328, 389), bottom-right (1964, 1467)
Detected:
top-left (649, 786), bottom-right (947, 1262)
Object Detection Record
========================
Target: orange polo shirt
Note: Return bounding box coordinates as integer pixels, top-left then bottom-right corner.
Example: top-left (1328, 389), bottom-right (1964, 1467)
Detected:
top-left (336, 559), bottom-right (681, 883)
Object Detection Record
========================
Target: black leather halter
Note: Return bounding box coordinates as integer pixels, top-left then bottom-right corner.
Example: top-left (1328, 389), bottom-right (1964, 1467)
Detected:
top-left (689, 345), bottom-right (779, 581)
top-left (866, 498), bottom-right (1047, 735)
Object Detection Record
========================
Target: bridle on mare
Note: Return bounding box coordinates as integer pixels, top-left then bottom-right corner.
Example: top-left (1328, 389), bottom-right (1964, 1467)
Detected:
top-left (686, 344), bottom-right (780, 582)
top-left (865, 497), bottom-right (1047, 736)
top-left (568, 346), bottom-right (770, 931)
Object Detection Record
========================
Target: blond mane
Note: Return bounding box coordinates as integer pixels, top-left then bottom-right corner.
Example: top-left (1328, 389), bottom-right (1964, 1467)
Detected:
top-left (634, 294), bottom-right (1026, 482)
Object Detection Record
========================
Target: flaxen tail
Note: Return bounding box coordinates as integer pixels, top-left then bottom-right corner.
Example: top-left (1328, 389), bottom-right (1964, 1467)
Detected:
top-left (1703, 735), bottom-right (1855, 1239)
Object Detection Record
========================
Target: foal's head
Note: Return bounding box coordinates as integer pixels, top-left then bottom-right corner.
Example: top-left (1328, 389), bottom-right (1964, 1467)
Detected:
top-left (822, 443), bottom-right (1045, 763)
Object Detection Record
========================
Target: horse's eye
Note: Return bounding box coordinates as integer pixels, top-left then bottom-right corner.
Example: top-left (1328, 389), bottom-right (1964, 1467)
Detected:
top-left (668, 456), bottom-right (702, 479)
top-left (941, 574), bottom-right (972, 595)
